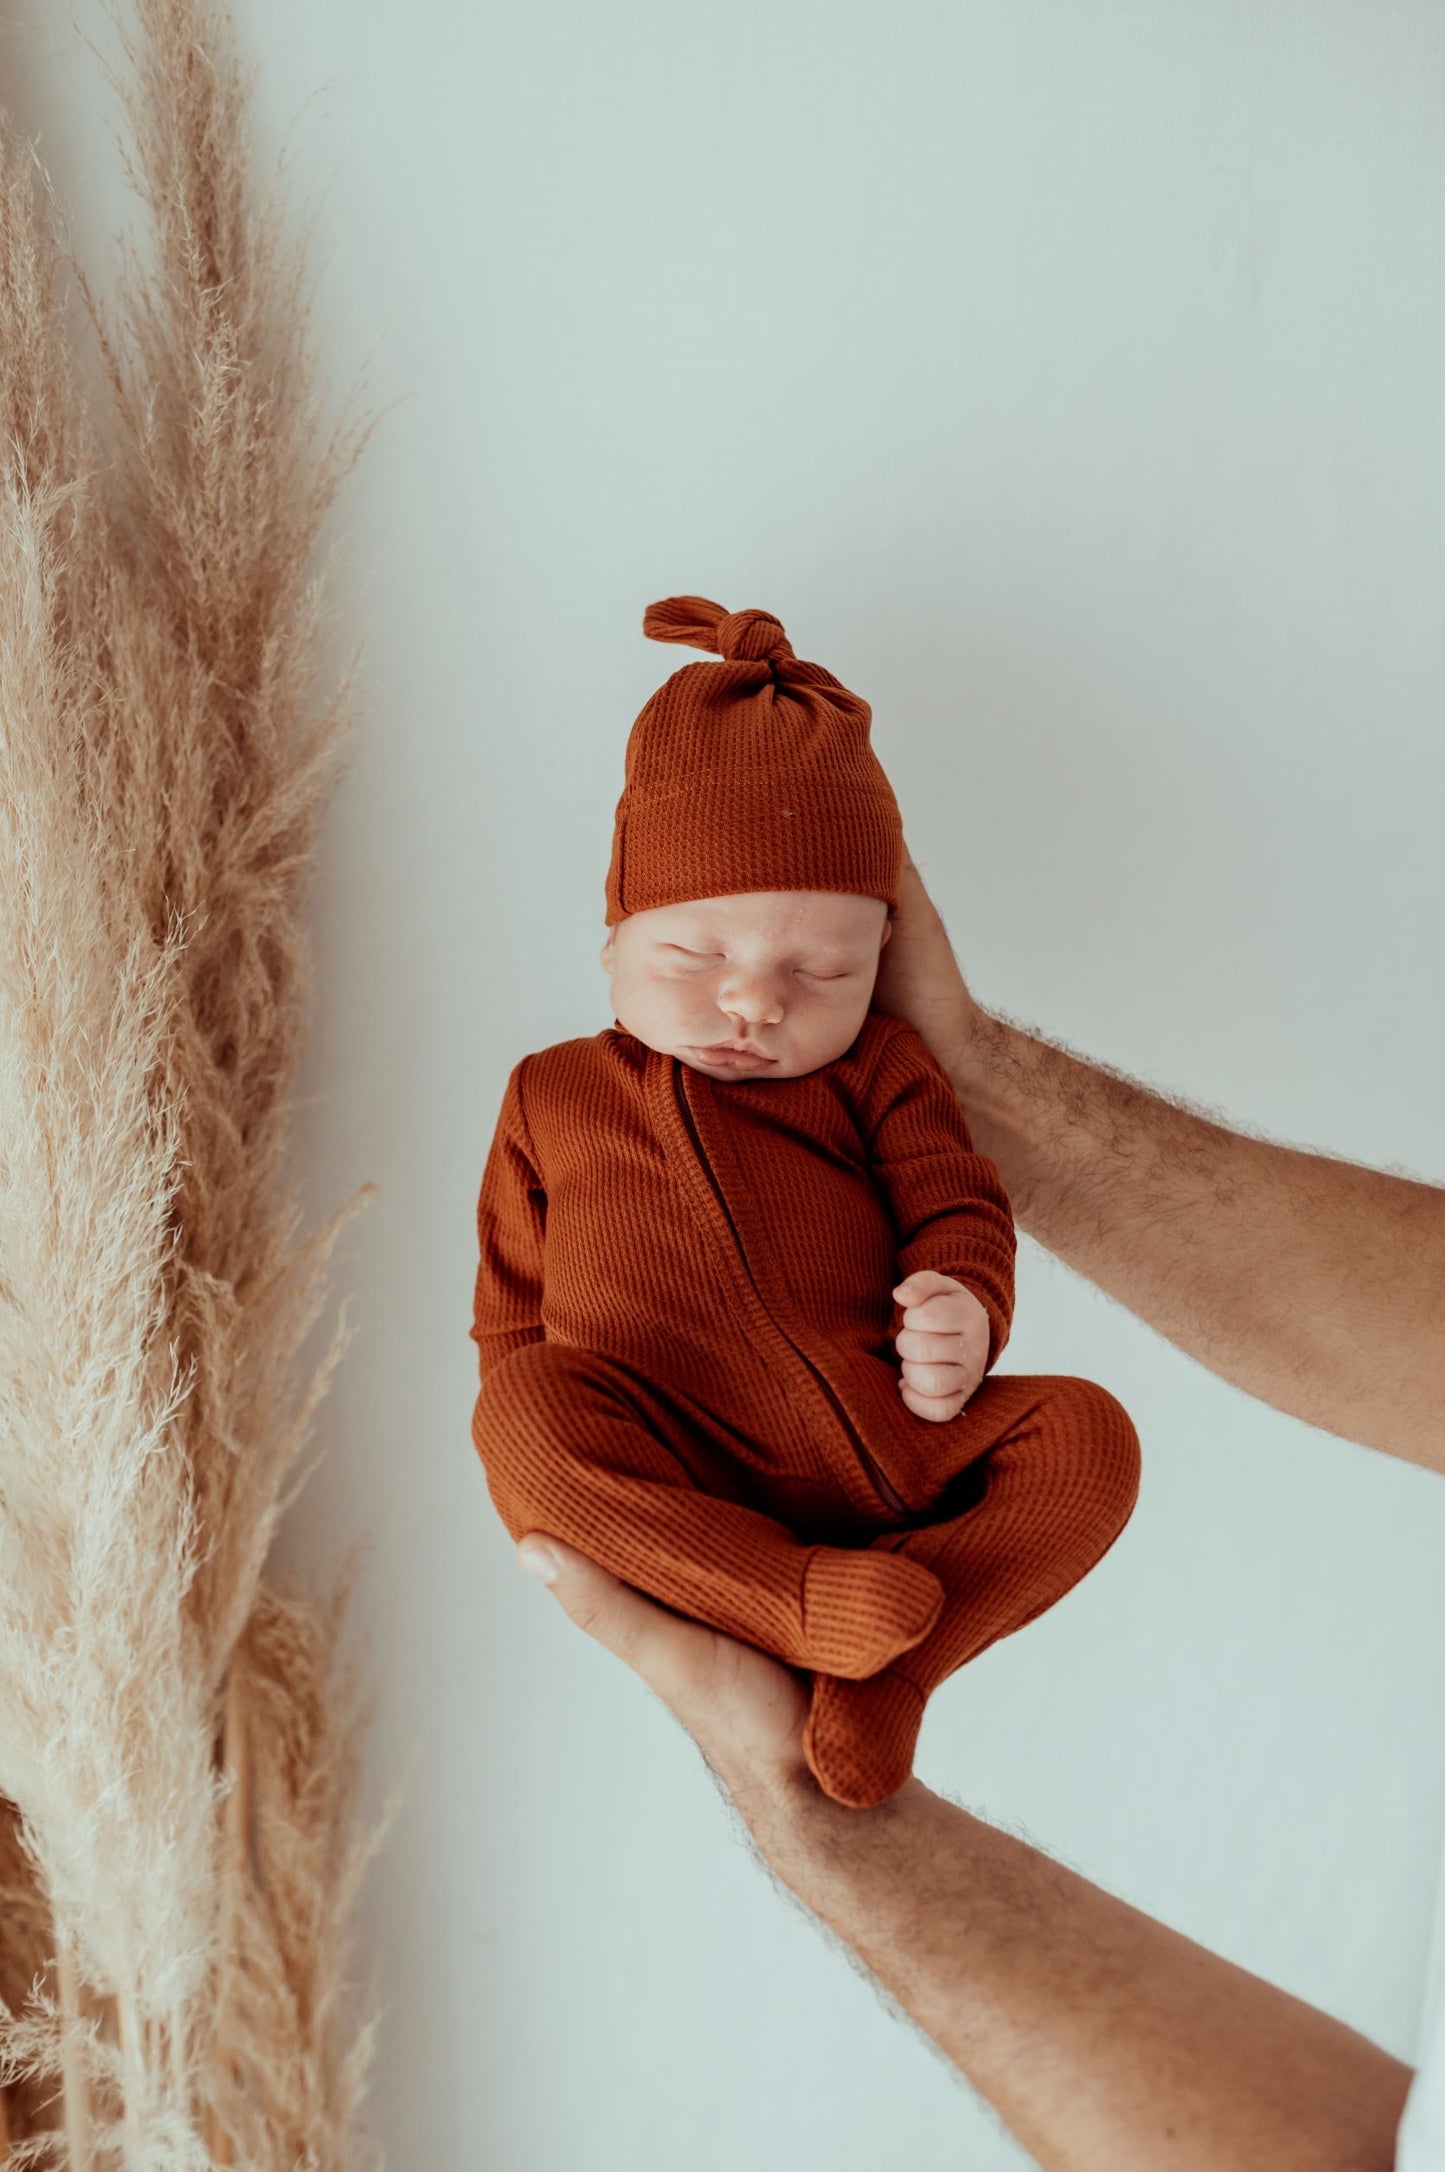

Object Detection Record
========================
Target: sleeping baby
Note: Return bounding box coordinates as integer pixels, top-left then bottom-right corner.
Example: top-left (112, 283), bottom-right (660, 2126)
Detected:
top-left (469, 594), bottom-right (1141, 1807)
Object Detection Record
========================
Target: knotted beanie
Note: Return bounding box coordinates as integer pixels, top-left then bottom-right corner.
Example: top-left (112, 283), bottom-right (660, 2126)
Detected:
top-left (603, 595), bottom-right (903, 925)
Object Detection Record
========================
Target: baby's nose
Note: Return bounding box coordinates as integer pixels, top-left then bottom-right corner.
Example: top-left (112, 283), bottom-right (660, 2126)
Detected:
top-left (719, 971), bottom-right (785, 1024)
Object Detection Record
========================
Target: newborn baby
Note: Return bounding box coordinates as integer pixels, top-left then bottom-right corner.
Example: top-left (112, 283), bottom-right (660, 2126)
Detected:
top-left (470, 595), bottom-right (1141, 1806)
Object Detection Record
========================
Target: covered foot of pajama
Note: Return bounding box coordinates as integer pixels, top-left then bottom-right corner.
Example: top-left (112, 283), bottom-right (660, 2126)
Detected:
top-left (802, 1373), bottom-right (1143, 1807)
top-left (803, 1668), bottom-right (924, 1808)
top-left (800, 1548), bottom-right (942, 1677)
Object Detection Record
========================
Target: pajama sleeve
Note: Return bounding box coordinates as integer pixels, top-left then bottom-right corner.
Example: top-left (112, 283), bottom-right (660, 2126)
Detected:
top-left (861, 1019), bottom-right (1017, 1375)
top-left (470, 1057), bottom-right (548, 1384)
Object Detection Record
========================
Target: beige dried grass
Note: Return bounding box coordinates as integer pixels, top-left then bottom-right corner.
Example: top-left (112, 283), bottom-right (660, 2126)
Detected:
top-left (0, 0), bottom-right (396, 2161)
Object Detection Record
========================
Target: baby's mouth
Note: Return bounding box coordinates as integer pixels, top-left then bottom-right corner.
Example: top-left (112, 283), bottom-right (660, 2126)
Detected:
top-left (687, 1041), bottom-right (778, 1068)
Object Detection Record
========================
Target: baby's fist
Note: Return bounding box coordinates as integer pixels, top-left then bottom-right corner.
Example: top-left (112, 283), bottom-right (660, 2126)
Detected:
top-left (892, 1270), bottom-right (990, 1422)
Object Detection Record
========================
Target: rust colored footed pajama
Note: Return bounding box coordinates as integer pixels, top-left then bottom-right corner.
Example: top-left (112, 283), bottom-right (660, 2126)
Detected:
top-left (469, 1010), bottom-right (1142, 1808)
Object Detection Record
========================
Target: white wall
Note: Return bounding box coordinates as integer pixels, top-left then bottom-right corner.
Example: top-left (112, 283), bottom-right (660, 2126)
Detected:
top-left (27, 3), bottom-right (1445, 2166)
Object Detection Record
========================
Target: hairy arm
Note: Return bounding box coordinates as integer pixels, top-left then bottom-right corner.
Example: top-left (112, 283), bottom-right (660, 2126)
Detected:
top-left (515, 1536), bottom-right (1416, 2172)
top-left (747, 1772), bottom-right (1414, 2172)
top-left (873, 851), bottom-right (1445, 1474)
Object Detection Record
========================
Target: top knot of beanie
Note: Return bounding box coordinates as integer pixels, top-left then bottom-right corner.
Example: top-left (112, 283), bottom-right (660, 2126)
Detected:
top-left (604, 594), bottom-right (903, 925)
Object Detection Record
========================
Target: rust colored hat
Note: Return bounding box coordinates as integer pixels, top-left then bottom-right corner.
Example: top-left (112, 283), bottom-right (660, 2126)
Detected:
top-left (604, 594), bottom-right (903, 925)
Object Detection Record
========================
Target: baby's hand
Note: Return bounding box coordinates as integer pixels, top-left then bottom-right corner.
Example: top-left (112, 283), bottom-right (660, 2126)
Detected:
top-left (892, 1270), bottom-right (990, 1422)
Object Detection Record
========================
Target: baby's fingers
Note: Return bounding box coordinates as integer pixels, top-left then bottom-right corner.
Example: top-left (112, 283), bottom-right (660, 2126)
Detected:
top-left (895, 1325), bottom-right (967, 1366)
top-left (898, 1376), bottom-right (968, 1423)
top-left (893, 1285), bottom-right (971, 1333)
top-left (900, 1352), bottom-right (971, 1398)
top-left (893, 1270), bottom-right (961, 1303)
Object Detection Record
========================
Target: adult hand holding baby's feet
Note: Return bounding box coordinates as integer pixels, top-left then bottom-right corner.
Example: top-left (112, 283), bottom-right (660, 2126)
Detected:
top-left (515, 1534), bottom-right (815, 1823)
top-left (892, 1270), bottom-right (989, 1419)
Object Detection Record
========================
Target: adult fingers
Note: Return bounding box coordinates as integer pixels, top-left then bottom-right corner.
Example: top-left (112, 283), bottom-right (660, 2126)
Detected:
top-left (516, 1535), bottom-right (716, 1717)
top-left (514, 1535), bottom-right (811, 1793)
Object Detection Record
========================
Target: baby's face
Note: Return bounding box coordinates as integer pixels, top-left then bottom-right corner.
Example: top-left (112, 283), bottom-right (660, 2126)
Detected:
top-left (600, 889), bottom-right (892, 1081)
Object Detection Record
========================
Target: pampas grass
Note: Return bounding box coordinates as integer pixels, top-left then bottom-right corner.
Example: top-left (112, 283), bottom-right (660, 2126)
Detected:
top-left (0, 0), bottom-right (394, 2160)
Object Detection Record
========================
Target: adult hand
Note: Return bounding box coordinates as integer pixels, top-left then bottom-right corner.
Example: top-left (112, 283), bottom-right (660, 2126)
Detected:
top-left (871, 839), bottom-right (982, 1069)
top-left (512, 1550), bottom-right (1415, 2172)
top-left (515, 1535), bottom-right (814, 1822)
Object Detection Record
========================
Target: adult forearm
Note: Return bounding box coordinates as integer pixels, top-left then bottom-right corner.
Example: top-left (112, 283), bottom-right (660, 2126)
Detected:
top-left (744, 1774), bottom-right (1413, 2172)
top-left (942, 1003), bottom-right (1445, 1474)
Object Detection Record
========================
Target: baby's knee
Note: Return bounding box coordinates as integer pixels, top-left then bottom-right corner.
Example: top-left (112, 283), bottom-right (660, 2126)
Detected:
top-left (478, 1337), bottom-right (611, 1424)
top-left (1046, 1375), bottom-right (1142, 1505)
top-left (471, 1339), bottom-right (646, 1489)
top-left (471, 1340), bottom-right (577, 1481)
top-left (470, 1346), bottom-right (578, 1541)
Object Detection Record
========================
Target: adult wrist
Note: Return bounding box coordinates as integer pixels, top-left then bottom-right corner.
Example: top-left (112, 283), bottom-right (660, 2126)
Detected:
top-left (929, 1002), bottom-right (1046, 1225)
top-left (933, 993), bottom-right (1007, 1113)
top-left (735, 1764), bottom-right (935, 1887)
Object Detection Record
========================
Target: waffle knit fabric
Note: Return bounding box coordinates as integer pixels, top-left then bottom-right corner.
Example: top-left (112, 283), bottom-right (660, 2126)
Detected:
top-left (604, 594), bottom-right (904, 924)
top-left (470, 1011), bottom-right (1142, 1807)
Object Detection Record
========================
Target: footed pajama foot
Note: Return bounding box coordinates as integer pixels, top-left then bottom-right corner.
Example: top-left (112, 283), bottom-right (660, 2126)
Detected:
top-left (803, 1667), bottom-right (927, 1808)
top-left (795, 1549), bottom-right (943, 1677)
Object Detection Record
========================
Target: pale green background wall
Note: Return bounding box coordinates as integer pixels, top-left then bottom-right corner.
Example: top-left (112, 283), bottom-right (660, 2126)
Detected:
top-left (21, 3), bottom-right (1445, 2166)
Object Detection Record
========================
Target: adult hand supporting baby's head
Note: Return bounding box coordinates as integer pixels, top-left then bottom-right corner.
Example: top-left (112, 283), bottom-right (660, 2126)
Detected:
top-left (870, 839), bottom-right (981, 1073)
top-left (515, 1535), bottom-right (812, 1822)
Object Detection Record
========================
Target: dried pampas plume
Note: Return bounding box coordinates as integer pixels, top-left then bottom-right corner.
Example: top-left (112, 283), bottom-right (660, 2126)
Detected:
top-left (0, 0), bottom-right (395, 2161)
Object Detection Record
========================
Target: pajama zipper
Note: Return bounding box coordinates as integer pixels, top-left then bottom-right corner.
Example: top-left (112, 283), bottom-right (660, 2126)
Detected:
top-left (672, 1065), bottom-right (910, 1519)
